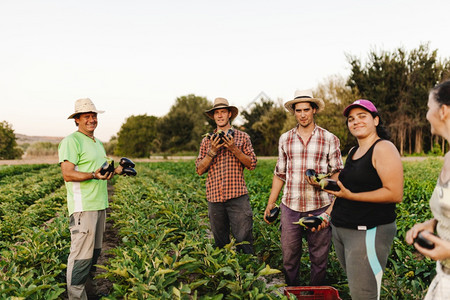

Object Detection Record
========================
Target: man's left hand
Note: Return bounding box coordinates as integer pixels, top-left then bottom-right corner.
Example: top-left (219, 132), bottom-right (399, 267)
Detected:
top-left (222, 135), bottom-right (236, 151)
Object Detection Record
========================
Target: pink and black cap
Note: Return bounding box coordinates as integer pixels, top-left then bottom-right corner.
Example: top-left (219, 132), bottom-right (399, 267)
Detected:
top-left (343, 99), bottom-right (378, 117)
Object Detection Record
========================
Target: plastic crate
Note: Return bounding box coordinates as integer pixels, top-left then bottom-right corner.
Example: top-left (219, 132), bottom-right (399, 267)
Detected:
top-left (284, 286), bottom-right (342, 300)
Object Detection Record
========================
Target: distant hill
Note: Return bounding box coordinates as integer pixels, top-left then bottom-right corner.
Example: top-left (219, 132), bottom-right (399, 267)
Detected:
top-left (15, 133), bottom-right (63, 145)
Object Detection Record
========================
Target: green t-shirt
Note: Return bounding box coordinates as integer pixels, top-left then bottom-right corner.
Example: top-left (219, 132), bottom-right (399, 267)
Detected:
top-left (58, 131), bottom-right (109, 216)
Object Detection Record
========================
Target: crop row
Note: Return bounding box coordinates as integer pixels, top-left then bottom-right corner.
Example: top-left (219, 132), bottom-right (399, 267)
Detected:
top-left (0, 165), bottom-right (64, 220)
top-left (0, 163), bottom-right (52, 180)
top-left (0, 158), bottom-right (443, 299)
top-left (0, 163), bottom-right (69, 299)
top-left (0, 165), bottom-right (65, 242)
top-left (101, 161), bottom-right (284, 299)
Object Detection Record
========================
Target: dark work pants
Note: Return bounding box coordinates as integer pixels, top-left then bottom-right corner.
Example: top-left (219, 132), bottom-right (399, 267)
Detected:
top-left (207, 194), bottom-right (254, 254)
top-left (280, 203), bottom-right (331, 286)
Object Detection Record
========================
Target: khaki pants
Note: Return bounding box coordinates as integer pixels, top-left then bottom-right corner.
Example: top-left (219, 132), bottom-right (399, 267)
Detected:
top-left (67, 210), bottom-right (106, 300)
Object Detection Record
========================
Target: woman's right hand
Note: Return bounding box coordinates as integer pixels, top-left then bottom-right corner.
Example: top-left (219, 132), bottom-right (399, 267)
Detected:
top-left (414, 231), bottom-right (450, 261)
top-left (405, 219), bottom-right (436, 245)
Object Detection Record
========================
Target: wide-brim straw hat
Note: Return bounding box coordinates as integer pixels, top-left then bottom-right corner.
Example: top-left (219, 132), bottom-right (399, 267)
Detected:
top-left (284, 89), bottom-right (325, 114)
top-left (68, 98), bottom-right (105, 119)
top-left (205, 97), bottom-right (239, 120)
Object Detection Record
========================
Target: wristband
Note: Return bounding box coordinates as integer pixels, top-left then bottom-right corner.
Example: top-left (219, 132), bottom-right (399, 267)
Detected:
top-left (92, 172), bottom-right (96, 179)
top-left (207, 151), bottom-right (216, 158)
top-left (319, 212), bottom-right (331, 223)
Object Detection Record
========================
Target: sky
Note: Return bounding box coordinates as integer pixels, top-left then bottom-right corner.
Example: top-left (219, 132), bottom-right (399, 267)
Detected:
top-left (1, 0), bottom-right (450, 142)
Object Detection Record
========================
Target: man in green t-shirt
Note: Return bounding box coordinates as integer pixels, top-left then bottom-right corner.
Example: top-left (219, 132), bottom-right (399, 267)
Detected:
top-left (58, 98), bottom-right (120, 299)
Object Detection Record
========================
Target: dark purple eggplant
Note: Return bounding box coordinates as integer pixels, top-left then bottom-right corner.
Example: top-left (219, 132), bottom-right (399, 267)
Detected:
top-left (305, 169), bottom-right (333, 184)
top-left (305, 169), bottom-right (318, 181)
top-left (100, 160), bottom-right (115, 175)
top-left (292, 216), bottom-right (323, 229)
top-left (414, 231), bottom-right (435, 249)
top-left (120, 157), bottom-right (135, 168)
top-left (319, 178), bottom-right (340, 191)
top-left (121, 167), bottom-right (137, 177)
top-left (205, 129), bottom-right (235, 143)
top-left (266, 206), bottom-right (280, 223)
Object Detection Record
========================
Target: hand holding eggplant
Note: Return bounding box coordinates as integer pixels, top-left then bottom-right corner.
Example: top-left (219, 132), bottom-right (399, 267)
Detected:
top-left (305, 169), bottom-right (339, 191)
top-left (95, 161), bottom-right (114, 180)
top-left (414, 231), bottom-right (435, 249)
top-left (410, 230), bottom-right (450, 261)
top-left (292, 216), bottom-right (324, 230)
top-left (209, 134), bottom-right (224, 152)
top-left (264, 206), bottom-right (280, 223)
top-left (100, 160), bottom-right (115, 175)
top-left (117, 157), bottom-right (137, 176)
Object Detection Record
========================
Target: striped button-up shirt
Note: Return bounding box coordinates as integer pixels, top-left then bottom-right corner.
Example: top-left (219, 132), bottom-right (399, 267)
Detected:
top-left (196, 129), bottom-right (257, 202)
top-left (275, 125), bottom-right (343, 212)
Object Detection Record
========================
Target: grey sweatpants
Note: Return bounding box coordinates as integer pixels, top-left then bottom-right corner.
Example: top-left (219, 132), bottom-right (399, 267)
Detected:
top-left (331, 222), bottom-right (396, 300)
top-left (67, 210), bottom-right (106, 300)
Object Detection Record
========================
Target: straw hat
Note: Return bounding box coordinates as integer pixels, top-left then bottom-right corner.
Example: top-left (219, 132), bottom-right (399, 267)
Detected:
top-left (284, 89), bottom-right (325, 114)
top-left (67, 98), bottom-right (105, 119)
top-left (205, 97), bottom-right (239, 120)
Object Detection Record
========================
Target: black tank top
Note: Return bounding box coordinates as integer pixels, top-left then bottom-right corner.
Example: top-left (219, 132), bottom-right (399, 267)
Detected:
top-left (331, 139), bottom-right (396, 229)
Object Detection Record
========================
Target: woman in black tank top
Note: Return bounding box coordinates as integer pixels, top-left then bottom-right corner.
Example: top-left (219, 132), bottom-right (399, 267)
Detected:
top-left (324, 99), bottom-right (404, 300)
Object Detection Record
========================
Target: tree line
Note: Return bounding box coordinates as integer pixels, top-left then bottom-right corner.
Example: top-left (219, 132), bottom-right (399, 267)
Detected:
top-left (112, 43), bottom-right (449, 158)
top-left (1, 43), bottom-right (449, 159)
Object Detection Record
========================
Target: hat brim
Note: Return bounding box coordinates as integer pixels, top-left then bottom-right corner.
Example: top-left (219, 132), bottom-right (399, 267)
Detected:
top-left (343, 104), bottom-right (377, 117)
top-left (67, 110), bottom-right (105, 119)
top-left (205, 106), bottom-right (239, 121)
top-left (284, 98), bottom-right (325, 114)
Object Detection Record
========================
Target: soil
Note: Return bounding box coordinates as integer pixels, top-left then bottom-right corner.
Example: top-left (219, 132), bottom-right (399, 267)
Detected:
top-left (86, 184), bottom-right (119, 298)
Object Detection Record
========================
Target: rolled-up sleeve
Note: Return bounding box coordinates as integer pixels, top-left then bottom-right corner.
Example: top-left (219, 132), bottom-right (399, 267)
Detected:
top-left (195, 137), bottom-right (210, 174)
top-left (243, 134), bottom-right (257, 170)
top-left (328, 135), bottom-right (344, 174)
top-left (274, 135), bottom-right (287, 181)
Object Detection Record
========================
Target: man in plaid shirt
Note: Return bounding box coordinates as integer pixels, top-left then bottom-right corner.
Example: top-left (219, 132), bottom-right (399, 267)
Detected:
top-left (196, 97), bottom-right (257, 254)
top-left (264, 89), bottom-right (343, 286)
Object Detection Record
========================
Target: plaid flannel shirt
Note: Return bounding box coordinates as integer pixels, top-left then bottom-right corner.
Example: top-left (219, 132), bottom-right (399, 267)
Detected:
top-left (275, 125), bottom-right (343, 212)
top-left (196, 129), bottom-right (257, 202)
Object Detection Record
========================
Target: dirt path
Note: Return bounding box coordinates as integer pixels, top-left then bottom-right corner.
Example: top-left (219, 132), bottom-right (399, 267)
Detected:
top-left (86, 185), bottom-right (118, 298)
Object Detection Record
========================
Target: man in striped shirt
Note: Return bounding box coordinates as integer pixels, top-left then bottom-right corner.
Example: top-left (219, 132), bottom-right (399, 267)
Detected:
top-left (264, 89), bottom-right (343, 286)
top-left (196, 97), bottom-right (257, 254)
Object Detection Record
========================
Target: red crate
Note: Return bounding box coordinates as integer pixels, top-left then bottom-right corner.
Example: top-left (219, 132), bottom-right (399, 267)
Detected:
top-left (284, 286), bottom-right (342, 300)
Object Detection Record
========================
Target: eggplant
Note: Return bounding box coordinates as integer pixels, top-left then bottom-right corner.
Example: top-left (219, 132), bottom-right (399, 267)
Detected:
top-left (205, 129), bottom-right (235, 143)
top-left (414, 231), bottom-right (435, 249)
top-left (292, 216), bottom-right (323, 229)
top-left (305, 169), bottom-right (333, 183)
top-left (305, 169), bottom-right (318, 182)
top-left (319, 178), bottom-right (340, 191)
top-left (120, 157), bottom-right (135, 168)
top-left (266, 206), bottom-right (280, 223)
top-left (122, 167), bottom-right (137, 177)
top-left (100, 160), bottom-right (115, 175)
